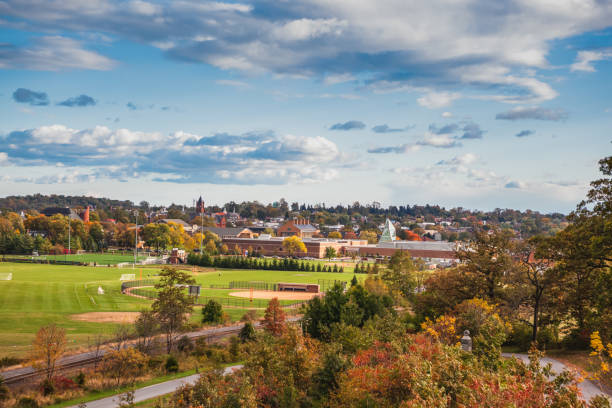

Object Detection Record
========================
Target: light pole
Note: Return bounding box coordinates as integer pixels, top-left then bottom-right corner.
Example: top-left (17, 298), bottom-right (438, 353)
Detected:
top-left (134, 210), bottom-right (139, 268)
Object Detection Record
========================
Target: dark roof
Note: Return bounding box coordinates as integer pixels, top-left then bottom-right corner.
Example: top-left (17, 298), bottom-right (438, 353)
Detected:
top-left (202, 227), bottom-right (251, 236)
top-left (41, 207), bottom-right (71, 216)
top-left (158, 219), bottom-right (192, 227)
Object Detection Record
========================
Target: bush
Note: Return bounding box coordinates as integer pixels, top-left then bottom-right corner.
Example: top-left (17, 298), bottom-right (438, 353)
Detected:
top-left (40, 379), bottom-right (55, 396)
top-left (239, 322), bottom-right (256, 343)
top-left (17, 397), bottom-right (39, 408)
top-left (0, 356), bottom-right (22, 368)
top-left (53, 375), bottom-right (77, 392)
top-left (240, 310), bottom-right (258, 322)
top-left (202, 300), bottom-right (223, 324)
top-left (74, 372), bottom-right (86, 387)
top-left (177, 335), bottom-right (194, 353)
top-left (165, 355), bottom-right (179, 373)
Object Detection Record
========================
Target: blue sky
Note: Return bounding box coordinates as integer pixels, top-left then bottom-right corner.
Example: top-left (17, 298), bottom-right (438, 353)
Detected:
top-left (1, 0), bottom-right (611, 213)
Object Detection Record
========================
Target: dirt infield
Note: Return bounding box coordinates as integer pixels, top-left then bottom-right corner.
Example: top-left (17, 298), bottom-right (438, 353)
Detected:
top-left (229, 290), bottom-right (319, 300)
top-left (71, 312), bottom-right (141, 323)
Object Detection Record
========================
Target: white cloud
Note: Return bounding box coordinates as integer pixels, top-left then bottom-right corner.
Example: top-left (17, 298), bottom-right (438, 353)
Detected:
top-left (324, 73), bottom-right (355, 85)
top-left (0, 36), bottom-right (116, 71)
top-left (437, 153), bottom-right (478, 166)
top-left (273, 18), bottom-right (347, 42)
top-left (215, 79), bottom-right (251, 88)
top-left (571, 48), bottom-right (612, 72)
top-left (417, 92), bottom-right (461, 109)
top-left (442, 111), bottom-right (453, 118)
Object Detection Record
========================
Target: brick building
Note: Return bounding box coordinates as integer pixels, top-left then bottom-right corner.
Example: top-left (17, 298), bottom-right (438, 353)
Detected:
top-left (277, 219), bottom-right (319, 238)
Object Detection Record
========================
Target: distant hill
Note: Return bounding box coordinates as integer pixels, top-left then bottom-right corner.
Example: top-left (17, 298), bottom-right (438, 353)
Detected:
top-left (0, 194), bottom-right (134, 212)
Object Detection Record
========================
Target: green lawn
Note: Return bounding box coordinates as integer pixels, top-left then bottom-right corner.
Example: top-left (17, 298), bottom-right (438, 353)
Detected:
top-left (3, 253), bottom-right (151, 265)
top-left (0, 262), bottom-right (153, 357)
top-left (0, 263), bottom-right (359, 357)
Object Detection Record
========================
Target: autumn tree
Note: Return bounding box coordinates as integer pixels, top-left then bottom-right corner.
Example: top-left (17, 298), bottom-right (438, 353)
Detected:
top-left (31, 324), bottom-right (67, 382)
top-left (152, 267), bottom-right (195, 353)
top-left (263, 298), bottom-right (286, 336)
top-left (282, 236), bottom-right (306, 257)
top-left (359, 230), bottom-right (378, 244)
top-left (101, 348), bottom-right (147, 386)
top-left (134, 309), bottom-right (159, 354)
top-left (328, 231), bottom-right (342, 239)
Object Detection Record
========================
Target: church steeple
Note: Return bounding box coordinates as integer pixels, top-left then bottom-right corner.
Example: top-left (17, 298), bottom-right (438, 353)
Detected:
top-left (196, 196), bottom-right (205, 214)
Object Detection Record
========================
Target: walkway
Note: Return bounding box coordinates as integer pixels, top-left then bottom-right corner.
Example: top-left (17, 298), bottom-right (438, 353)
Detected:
top-left (71, 365), bottom-right (242, 408)
top-left (502, 353), bottom-right (610, 401)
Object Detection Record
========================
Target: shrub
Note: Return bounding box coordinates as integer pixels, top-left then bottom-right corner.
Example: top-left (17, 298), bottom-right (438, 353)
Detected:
top-left (40, 379), bottom-right (55, 396)
top-left (202, 300), bottom-right (223, 324)
top-left (53, 375), bottom-right (77, 392)
top-left (74, 372), bottom-right (86, 387)
top-left (177, 335), bottom-right (194, 353)
top-left (0, 356), bottom-right (22, 368)
top-left (241, 310), bottom-right (258, 322)
top-left (165, 355), bottom-right (179, 373)
top-left (17, 397), bottom-right (39, 408)
top-left (239, 322), bottom-right (256, 343)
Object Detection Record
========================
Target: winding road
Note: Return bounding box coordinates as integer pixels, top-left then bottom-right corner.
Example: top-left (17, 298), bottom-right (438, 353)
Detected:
top-left (502, 353), bottom-right (610, 402)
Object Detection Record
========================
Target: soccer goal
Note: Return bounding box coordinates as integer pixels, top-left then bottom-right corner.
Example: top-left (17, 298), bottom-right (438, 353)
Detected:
top-left (120, 274), bottom-right (136, 281)
top-left (0, 273), bottom-right (13, 281)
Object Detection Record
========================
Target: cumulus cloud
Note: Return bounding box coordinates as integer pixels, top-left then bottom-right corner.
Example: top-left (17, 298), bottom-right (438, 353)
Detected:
top-left (329, 120), bottom-right (366, 131)
top-left (496, 106), bottom-right (568, 121)
top-left (571, 48), bottom-right (612, 72)
top-left (371, 124), bottom-right (413, 133)
top-left (0, 36), bottom-right (116, 71)
top-left (515, 129), bottom-right (534, 138)
top-left (57, 94), bottom-right (96, 107)
top-left (12, 88), bottom-right (49, 105)
top-left (3, 0), bottom-right (612, 101)
top-left (0, 125), bottom-right (343, 185)
top-left (417, 92), bottom-right (460, 109)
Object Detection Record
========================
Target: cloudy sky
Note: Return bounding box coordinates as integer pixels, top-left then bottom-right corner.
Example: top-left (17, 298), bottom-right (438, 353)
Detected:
top-left (1, 0), bottom-right (611, 212)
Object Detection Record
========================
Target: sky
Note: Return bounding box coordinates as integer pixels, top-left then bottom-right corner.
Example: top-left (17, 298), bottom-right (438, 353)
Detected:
top-left (0, 0), bottom-right (611, 213)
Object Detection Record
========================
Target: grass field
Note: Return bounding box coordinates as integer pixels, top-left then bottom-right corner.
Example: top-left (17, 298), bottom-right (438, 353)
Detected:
top-left (0, 262), bottom-right (360, 357)
top-left (3, 253), bottom-right (151, 265)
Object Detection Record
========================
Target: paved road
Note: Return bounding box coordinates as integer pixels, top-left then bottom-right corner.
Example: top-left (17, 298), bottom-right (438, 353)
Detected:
top-left (71, 365), bottom-right (243, 408)
top-left (502, 353), bottom-right (609, 401)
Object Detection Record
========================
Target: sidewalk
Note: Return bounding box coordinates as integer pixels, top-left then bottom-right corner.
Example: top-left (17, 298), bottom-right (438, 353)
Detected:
top-left (71, 365), bottom-right (242, 408)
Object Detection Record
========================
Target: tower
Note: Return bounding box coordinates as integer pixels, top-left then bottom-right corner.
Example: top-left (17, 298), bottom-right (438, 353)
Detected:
top-left (196, 196), bottom-right (205, 214)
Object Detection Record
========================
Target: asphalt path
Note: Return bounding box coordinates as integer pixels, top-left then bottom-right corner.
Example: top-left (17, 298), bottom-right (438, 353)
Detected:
top-left (70, 365), bottom-right (243, 408)
top-left (502, 353), bottom-right (610, 401)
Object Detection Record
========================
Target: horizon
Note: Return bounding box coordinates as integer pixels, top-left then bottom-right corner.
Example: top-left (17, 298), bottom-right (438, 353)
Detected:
top-left (1, 1), bottom-right (611, 213)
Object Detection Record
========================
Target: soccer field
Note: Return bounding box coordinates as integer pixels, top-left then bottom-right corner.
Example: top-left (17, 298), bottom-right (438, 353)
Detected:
top-left (0, 262), bottom-right (153, 357)
top-left (0, 262), bottom-right (360, 357)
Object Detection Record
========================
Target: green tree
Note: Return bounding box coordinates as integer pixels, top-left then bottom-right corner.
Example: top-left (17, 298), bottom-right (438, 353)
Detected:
top-left (202, 299), bottom-right (223, 324)
top-left (151, 267), bottom-right (195, 353)
top-left (325, 246), bottom-right (337, 261)
top-left (381, 250), bottom-right (420, 300)
top-left (239, 322), bottom-right (256, 343)
top-left (455, 227), bottom-right (514, 301)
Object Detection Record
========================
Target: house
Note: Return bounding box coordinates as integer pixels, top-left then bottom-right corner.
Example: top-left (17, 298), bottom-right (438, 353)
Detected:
top-left (277, 219), bottom-right (319, 239)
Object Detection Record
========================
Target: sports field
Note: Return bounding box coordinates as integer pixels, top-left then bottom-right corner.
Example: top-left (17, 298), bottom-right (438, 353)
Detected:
top-left (0, 262), bottom-right (359, 357)
top-left (3, 253), bottom-right (151, 265)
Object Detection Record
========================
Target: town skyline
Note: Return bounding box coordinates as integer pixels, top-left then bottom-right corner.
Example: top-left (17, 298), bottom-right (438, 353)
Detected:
top-left (1, 0), bottom-right (612, 213)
